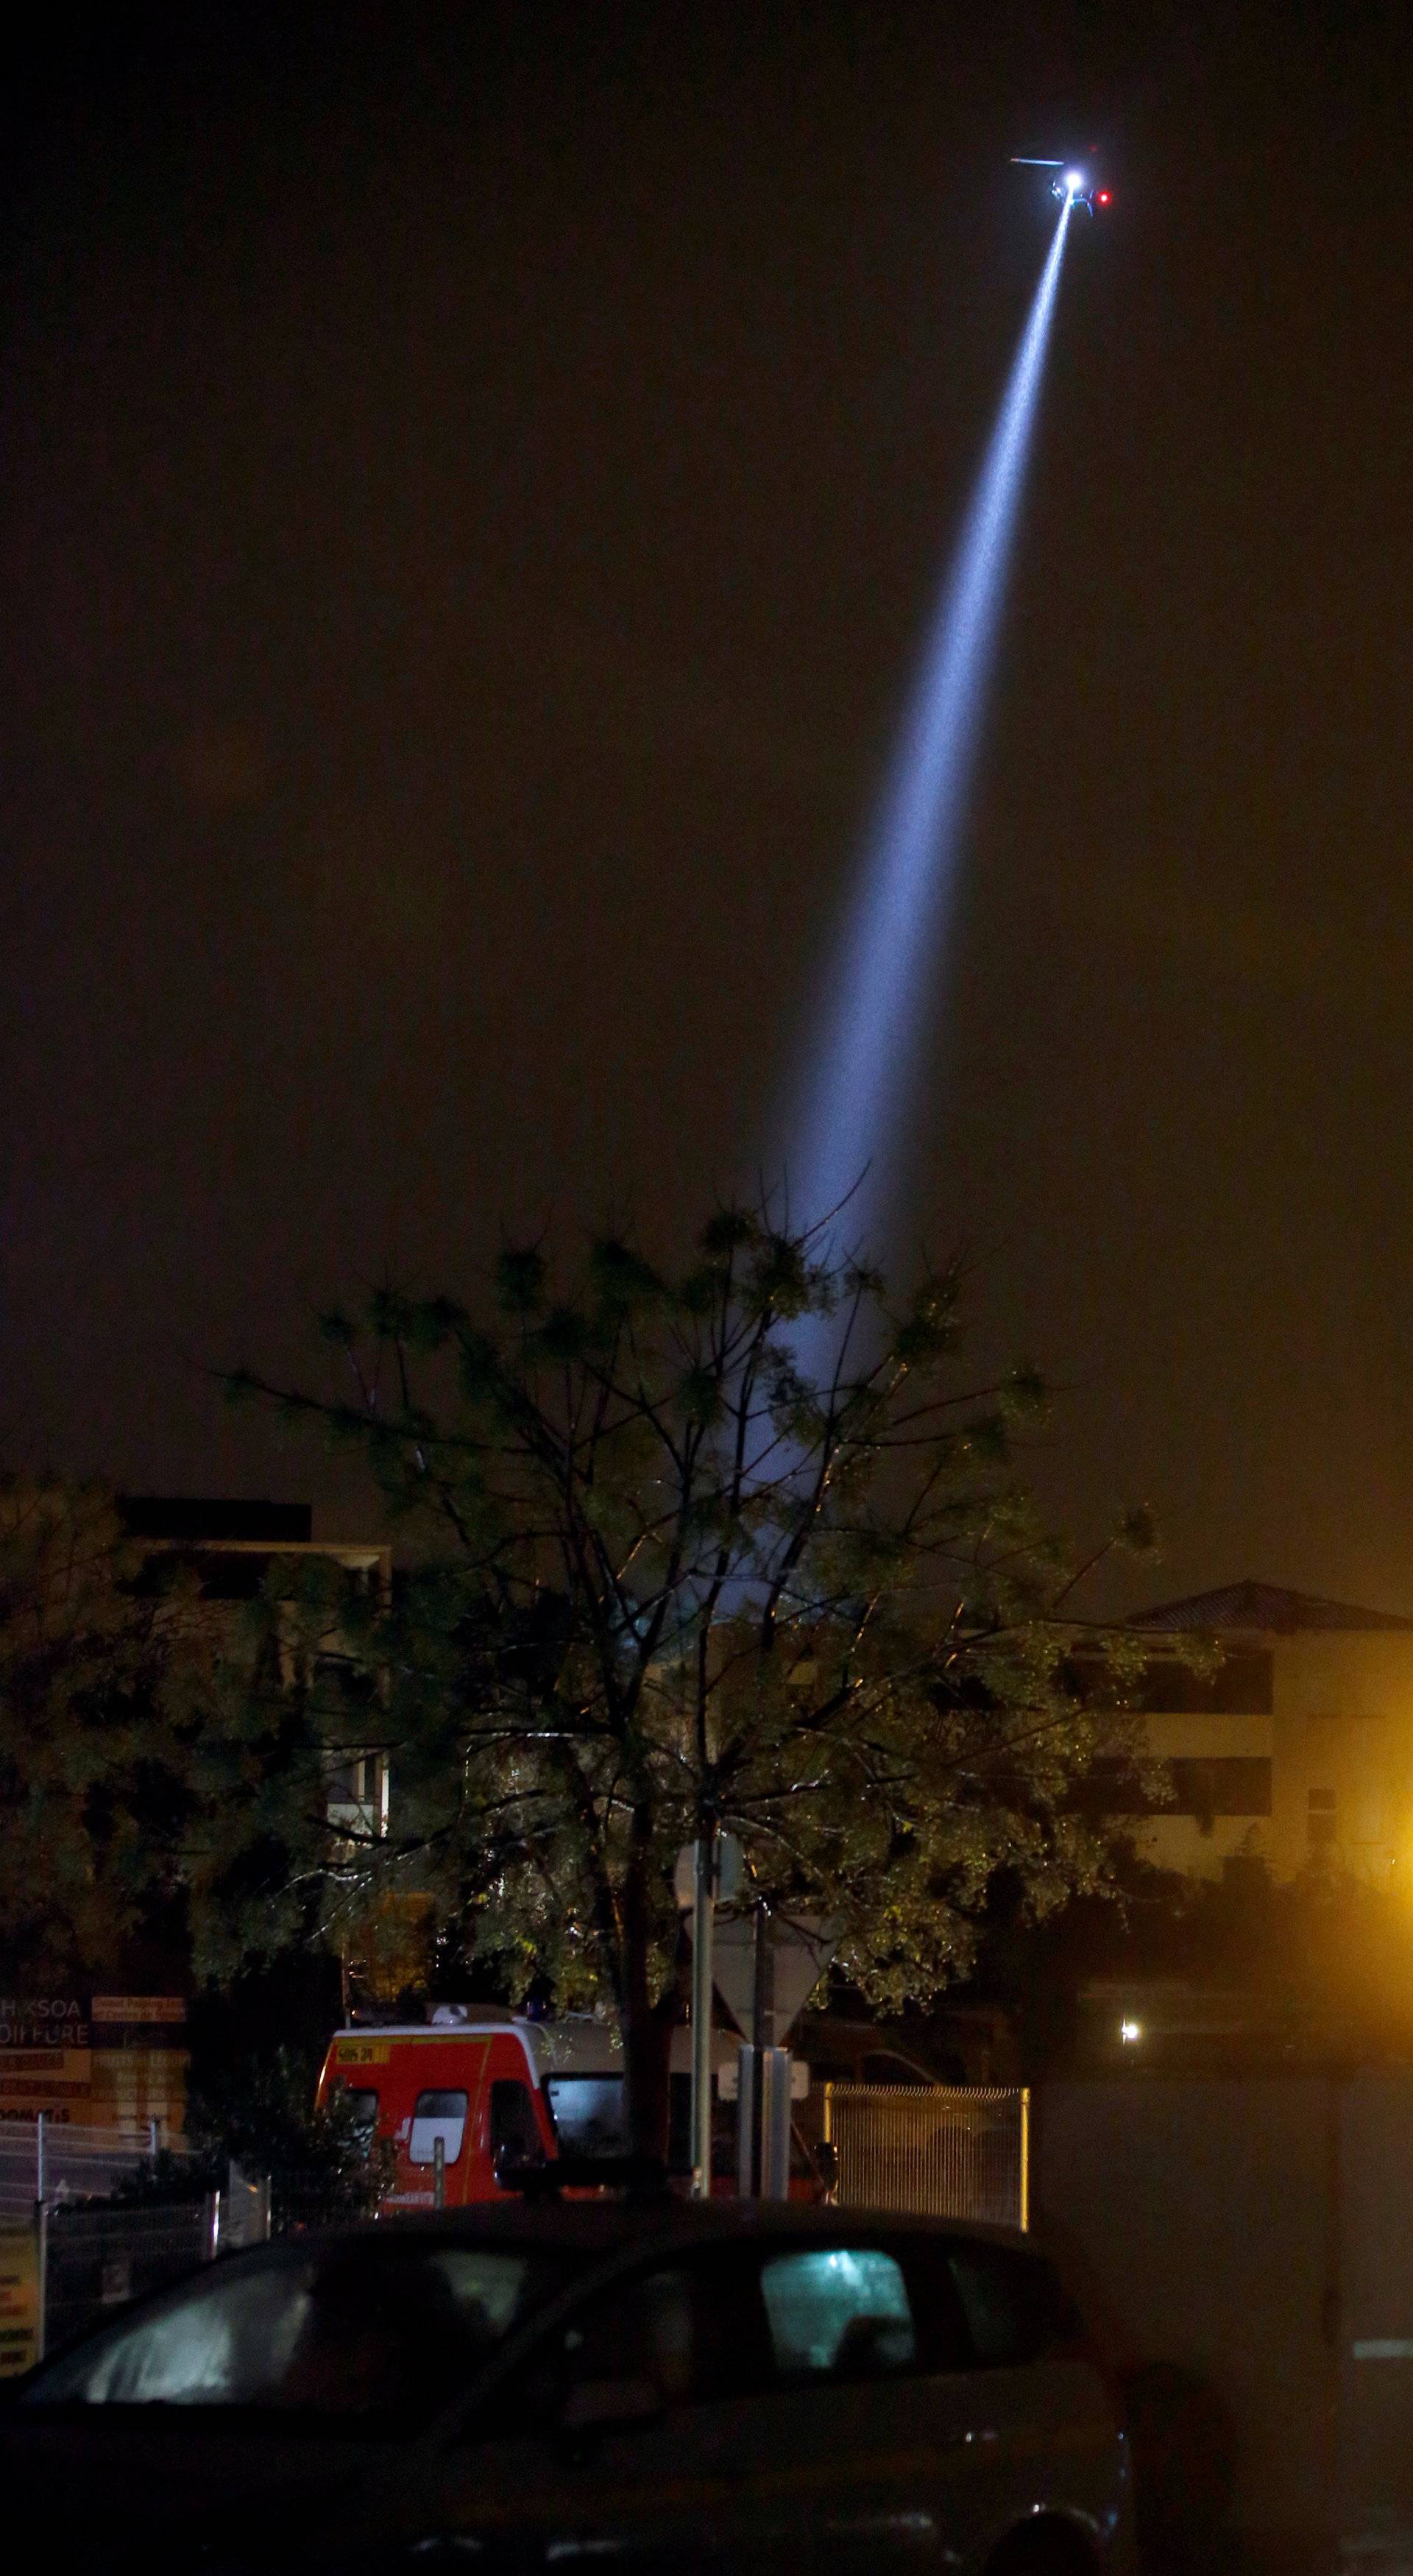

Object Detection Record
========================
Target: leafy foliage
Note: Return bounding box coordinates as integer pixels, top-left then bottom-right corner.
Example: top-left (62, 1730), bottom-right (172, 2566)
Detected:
top-left (213, 1205), bottom-right (1154, 2147)
top-left (0, 1478), bottom-right (194, 1975)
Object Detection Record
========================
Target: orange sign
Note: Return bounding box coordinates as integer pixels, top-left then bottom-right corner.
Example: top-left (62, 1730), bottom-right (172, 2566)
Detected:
top-left (0, 2048), bottom-right (92, 2117)
top-left (0, 2222), bottom-right (40, 2377)
top-left (91, 1997), bottom-right (187, 2023)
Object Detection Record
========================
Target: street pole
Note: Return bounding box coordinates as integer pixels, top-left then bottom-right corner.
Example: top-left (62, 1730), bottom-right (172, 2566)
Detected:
top-left (690, 1827), bottom-right (716, 2198)
top-left (749, 1897), bottom-right (771, 2198)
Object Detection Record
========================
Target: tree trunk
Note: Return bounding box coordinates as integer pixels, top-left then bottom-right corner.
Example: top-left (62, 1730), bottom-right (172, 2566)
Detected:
top-left (623, 1997), bottom-right (673, 2162)
top-left (619, 1828), bottom-right (687, 2162)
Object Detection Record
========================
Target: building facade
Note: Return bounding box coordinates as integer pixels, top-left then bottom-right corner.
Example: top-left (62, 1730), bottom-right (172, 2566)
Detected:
top-left (1108, 1579), bottom-right (1413, 1882)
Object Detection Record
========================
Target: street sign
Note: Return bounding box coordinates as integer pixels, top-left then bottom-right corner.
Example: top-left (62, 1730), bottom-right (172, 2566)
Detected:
top-left (710, 1914), bottom-right (839, 2045)
top-left (673, 1834), bottom-right (744, 1910)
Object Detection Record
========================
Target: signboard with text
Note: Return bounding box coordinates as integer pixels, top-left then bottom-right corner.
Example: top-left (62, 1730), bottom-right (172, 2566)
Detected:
top-left (0, 2221), bottom-right (40, 2376)
top-left (0, 1998), bottom-right (91, 2123)
top-left (0, 1994), bottom-right (188, 2124)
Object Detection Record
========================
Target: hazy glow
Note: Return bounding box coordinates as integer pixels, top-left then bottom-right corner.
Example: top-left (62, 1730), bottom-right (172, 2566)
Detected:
top-left (1064, 169), bottom-right (1086, 192)
top-left (788, 203), bottom-right (1072, 1253)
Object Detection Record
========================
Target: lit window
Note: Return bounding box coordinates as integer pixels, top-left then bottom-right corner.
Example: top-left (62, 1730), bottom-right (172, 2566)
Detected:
top-left (759, 2247), bottom-right (915, 2380)
top-left (409, 2089), bottom-right (467, 2166)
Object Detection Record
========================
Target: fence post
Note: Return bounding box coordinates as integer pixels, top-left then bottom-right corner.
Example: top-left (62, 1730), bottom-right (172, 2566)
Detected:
top-left (433, 2136), bottom-right (445, 2211)
top-left (35, 2109), bottom-right (46, 2208)
top-left (1019, 2087), bottom-right (1030, 2233)
top-left (148, 2117), bottom-right (160, 2163)
top-left (203, 2193), bottom-right (221, 2262)
top-left (34, 2203), bottom-right (48, 2363)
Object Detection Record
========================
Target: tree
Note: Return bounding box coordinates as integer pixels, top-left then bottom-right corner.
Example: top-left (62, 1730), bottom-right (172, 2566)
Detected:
top-left (0, 1477), bottom-right (190, 1978)
top-left (219, 1205), bottom-right (1153, 2153)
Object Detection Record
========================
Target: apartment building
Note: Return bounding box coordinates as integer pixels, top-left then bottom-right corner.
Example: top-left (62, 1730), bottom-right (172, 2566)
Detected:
top-left (1099, 1579), bottom-right (1413, 1882)
top-left (119, 1494), bottom-right (392, 1836)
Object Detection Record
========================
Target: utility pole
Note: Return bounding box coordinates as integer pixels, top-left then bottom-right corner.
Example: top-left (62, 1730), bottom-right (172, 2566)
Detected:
top-left (690, 1825), bottom-right (717, 2199)
top-left (748, 1897), bottom-right (771, 2196)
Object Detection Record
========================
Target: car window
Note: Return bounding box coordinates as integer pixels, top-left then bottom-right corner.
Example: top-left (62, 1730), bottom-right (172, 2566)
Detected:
top-left (490, 2078), bottom-right (542, 2165)
top-left (545, 2074), bottom-right (630, 2156)
top-left (511, 2254), bottom-right (771, 2425)
top-left (411, 2088), bottom-right (468, 2166)
top-left (888, 2241), bottom-right (974, 2374)
top-left (946, 2243), bottom-right (1081, 2367)
top-left (759, 2246), bottom-right (916, 2382)
top-left (21, 2243), bottom-right (573, 2422)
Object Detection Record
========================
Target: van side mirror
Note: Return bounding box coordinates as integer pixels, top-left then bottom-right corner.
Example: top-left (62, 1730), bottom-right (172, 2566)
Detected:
top-left (559, 2374), bottom-right (664, 2438)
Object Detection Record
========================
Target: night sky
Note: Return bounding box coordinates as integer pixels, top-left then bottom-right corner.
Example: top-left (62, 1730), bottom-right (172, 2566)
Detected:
top-left (4, 3), bottom-right (1413, 1613)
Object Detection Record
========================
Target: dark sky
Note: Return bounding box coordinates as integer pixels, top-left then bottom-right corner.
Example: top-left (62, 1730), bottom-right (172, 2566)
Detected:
top-left (4, 2), bottom-right (1413, 1612)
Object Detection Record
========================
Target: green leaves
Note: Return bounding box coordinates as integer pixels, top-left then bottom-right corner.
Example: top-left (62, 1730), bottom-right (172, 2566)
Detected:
top-left (195, 1198), bottom-right (1155, 2131)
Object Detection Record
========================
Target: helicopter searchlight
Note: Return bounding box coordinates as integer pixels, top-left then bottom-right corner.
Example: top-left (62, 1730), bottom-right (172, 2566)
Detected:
top-left (1010, 157), bottom-right (1111, 216)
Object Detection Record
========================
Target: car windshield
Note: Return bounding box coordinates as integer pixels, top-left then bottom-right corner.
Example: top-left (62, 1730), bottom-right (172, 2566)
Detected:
top-left (20, 2240), bottom-right (575, 2425)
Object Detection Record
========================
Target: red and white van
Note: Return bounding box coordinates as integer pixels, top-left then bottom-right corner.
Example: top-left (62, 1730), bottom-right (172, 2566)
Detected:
top-left (316, 2009), bottom-right (780, 2207)
top-left (316, 2009), bottom-right (562, 2209)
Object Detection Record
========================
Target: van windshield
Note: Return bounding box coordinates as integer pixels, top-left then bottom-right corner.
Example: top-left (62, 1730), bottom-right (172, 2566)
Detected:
top-left (21, 2240), bottom-right (576, 2427)
top-left (545, 2073), bottom-right (629, 2156)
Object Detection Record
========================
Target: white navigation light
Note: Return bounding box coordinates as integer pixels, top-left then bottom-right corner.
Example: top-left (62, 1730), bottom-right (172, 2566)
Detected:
top-left (1064, 169), bottom-right (1086, 193)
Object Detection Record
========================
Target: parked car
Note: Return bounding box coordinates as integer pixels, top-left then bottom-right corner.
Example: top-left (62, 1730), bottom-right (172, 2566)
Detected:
top-left (1, 2200), bottom-right (1133, 2575)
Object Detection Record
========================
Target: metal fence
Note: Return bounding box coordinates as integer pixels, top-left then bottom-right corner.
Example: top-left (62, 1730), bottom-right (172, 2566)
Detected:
top-left (40, 2198), bottom-right (219, 2357)
top-left (0, 2117), bottom-right (193, 2221)
top-left (812, 2083), bottom-right (1030, 2228)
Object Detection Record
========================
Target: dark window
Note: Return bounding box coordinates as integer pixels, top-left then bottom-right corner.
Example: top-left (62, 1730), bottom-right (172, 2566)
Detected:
top-left (1068, 1649), bottom-right (1274, 1717)
top-left (1077, 1755), bottom-right (1272, 1819)
top-left (410, 2090), bottom-right (467, 2166)
top-left (489, 2080), bottom-right (543, 2166)
top-left (1170, 1757), bottom-right (1272, 1818)
top-left (759, 2246), bottom-right (916, 2382)
top-left (340, 2087), bottom-right (378, 2137)
top-left (1308, 1788), bottom-right (1338, 1852)
top-left (890, 2242), bottom-right (981, 2374)
top-left (514, 2254), bottom-right (771, 2424)
top-left (947, 2243), bottom-right (1080, 2368)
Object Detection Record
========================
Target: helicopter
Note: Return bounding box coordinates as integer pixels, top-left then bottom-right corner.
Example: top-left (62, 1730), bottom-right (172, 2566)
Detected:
top-left (1010, 158), bottom-right (1111, 216)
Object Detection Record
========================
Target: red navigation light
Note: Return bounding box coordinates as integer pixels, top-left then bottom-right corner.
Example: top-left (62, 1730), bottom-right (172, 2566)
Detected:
top-left (1097, 191), bottom-right (1111, 205)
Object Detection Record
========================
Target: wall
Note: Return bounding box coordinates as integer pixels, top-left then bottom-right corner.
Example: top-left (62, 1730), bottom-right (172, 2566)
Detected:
top-left (1038, 2076), bottom-right (1336, 2562)
top-left (1038, 2072), bottom-right (1413, 2572)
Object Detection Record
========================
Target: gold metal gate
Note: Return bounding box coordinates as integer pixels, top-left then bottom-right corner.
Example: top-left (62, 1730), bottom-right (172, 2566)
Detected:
top-left (815, 2083), bottom-right (1030, 2228)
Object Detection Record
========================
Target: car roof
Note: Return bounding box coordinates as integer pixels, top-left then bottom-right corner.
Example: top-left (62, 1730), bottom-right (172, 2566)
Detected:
top-left (297, 2198), bottom-right (1036, 2262)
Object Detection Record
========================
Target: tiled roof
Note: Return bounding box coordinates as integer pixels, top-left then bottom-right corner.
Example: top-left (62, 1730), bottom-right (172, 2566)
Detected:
top-left (1129, 1579), bottom-right (1413, 1635)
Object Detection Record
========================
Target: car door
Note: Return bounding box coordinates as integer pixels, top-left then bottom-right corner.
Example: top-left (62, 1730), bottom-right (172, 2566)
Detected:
top-left (410, 2234), bottom-right (989, 2576)
top-left (938, 2234), bottom-right (1130, 2560)
top-left (726, 2232), bottom-right (995, 2573)
top-left (410, 2245), bottom-right (780, 2574)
